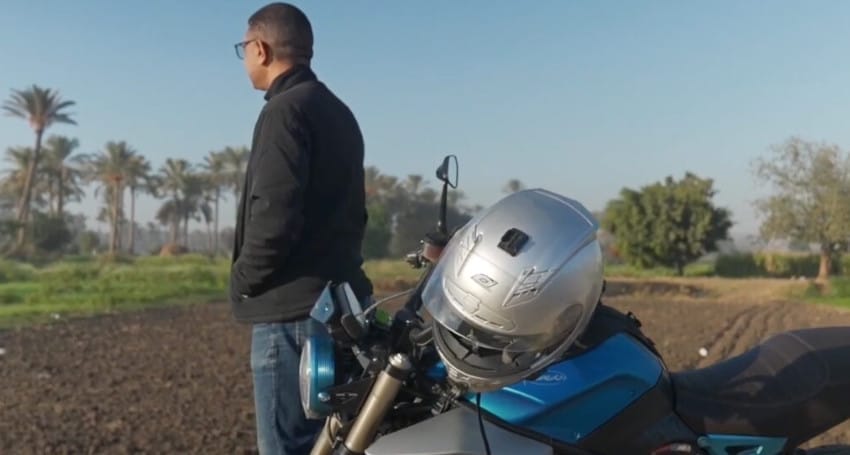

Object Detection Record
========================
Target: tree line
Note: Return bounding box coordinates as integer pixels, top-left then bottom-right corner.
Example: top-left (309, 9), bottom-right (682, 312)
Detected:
top-left (0, 84), bottom-right (502, 260)
top-left (601, 136), bottom-right (850, 282)
top-left (2, 84), bottom-right (248, 258)
top-left (5, 85), bottom-right (849, 282)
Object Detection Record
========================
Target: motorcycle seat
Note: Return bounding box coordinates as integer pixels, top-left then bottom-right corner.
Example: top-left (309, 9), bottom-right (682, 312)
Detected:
top-left (672, 326), bottom-right (850, 449)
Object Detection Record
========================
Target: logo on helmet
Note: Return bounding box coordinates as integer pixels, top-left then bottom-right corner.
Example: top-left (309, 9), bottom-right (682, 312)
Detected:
top-left (471, 274), bottom-right (498, 289)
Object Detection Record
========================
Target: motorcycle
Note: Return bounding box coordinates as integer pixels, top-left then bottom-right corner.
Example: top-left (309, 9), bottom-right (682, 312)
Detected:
top-left (298, 155), bottom-right (850, 455)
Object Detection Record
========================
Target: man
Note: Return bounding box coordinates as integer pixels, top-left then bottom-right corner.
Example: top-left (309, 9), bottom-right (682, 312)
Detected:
top-left (230, 3), bottom-right (373, 454)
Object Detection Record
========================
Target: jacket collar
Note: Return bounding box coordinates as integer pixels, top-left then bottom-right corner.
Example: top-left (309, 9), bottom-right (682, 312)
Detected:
top-left (264, 65), bottom-right (317, 101)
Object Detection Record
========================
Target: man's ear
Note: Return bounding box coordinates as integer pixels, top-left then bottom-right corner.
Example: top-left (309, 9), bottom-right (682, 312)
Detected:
top-left (258, 41), bottom-right (273, 66)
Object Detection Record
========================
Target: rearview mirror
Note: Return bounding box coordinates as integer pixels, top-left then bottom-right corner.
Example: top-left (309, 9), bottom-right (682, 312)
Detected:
top-left (435, 155), bottom-right (458, 189)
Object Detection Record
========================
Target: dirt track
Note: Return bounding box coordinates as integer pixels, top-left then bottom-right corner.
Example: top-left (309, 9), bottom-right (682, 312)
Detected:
top-left (2, 296), bottom-right (850, 454)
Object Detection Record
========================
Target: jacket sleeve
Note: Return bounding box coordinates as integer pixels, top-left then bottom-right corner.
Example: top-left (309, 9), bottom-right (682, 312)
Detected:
top-left (232, 107), bottom-right (311, 296)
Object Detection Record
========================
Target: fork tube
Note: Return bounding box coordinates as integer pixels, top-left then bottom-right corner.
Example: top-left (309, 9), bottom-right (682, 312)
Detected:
top-left (310, 414), bottom-right (342, 455)
top-left (334, 353), bottom-right (412, 455)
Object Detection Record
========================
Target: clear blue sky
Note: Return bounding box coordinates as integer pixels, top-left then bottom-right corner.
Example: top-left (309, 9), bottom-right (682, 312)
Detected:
top-left (3, 1), bottom-right (850, 240)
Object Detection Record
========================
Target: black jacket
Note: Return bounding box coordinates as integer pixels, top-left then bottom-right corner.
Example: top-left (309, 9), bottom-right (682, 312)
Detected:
top-left (229, 65), bottom-right (373, 323)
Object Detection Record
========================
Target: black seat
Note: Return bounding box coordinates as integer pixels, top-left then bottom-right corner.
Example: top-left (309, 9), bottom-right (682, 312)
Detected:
top-left (672, 327), bottom-right (850, 449)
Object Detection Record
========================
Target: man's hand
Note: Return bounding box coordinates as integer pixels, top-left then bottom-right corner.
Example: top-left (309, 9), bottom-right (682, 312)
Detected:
top-left (232, 107), bottom-right (311, 296)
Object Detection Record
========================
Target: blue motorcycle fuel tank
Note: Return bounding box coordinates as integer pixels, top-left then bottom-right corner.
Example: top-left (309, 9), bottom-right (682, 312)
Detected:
top-left (449, 333), bottom-right (665, 444)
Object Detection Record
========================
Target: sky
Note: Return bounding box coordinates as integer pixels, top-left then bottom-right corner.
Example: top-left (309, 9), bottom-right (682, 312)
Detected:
top-left (3, 1), bottom-right (850, 241)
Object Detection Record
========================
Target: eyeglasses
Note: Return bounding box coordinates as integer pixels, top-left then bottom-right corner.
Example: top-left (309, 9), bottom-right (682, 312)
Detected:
top-left (234, 39), bottom-right (258, 60)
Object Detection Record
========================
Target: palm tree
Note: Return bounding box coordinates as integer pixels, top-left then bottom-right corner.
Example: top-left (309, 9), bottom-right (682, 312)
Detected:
top-left (43, 135), bottom-right (85, 217)
top-left (2, 85), bottom-right (76, 251)
top-left (155, 200), bottom-right (180, 245)
top-left (123, 154), bottom-right (152, 254)
top-left (221, 146), bottom-right (250, 209)
top-left (158, 158), bottom-right (193, 245)
top-left (83, 141), bottom-right (136, 255)
top-left (181, 174), bottom-right (213, 249)
top-left (0, 147), bottom-right (47, 213)
top-left (201, 150), bottom-right (228, 255)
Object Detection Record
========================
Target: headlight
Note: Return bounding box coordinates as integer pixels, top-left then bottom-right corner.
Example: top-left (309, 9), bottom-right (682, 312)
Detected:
top-left (299, 335), bottom-right (336, 419)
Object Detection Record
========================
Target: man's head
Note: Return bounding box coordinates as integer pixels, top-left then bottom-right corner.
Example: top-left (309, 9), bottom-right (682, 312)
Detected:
top-left (237, 2), bottom-right (313, 90)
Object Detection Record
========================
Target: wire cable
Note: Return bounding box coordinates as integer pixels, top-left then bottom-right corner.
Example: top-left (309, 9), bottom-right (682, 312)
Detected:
top-left (476, 393), bottom-right (492, 455)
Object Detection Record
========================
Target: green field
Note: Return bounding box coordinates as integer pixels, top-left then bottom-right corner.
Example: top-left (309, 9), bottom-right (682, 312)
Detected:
top-left (0, 255), bottom-right (230, 327)
top-left (0, 255), bottom-right (432, 328)
top-left (0, 254), bottom-right (848, 328)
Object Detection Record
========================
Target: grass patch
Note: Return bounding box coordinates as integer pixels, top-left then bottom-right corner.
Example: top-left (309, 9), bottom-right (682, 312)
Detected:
top-left (802, 277), bottom-right (850, 309)
top-left (0, 256), bottom-right (229, 328)
top-left (364, 259), bottom-right (422, 291)
top-left (4, 253), bottom-right (843, 328)
top-left (604, 262), bottom-right (714, 278)
top-left (0, 256), bottom-right (425, 328)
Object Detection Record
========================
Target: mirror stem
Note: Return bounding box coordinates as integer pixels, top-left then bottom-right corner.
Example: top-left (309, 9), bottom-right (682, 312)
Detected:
top-left (438, 181), bottom-right (448, 235)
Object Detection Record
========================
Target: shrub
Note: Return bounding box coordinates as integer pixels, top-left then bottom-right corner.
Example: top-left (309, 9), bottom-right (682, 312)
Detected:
top-left (841, 255), bottom-right (850, 277)
top-left (0, 260), bottom-right (36, 283)
top-left (715, 253), bottom-right (840, 278)
top-left (830, 277), bottom-right (850, 298)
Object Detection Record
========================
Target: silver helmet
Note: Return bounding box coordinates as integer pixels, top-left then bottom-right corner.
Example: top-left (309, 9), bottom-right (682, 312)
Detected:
top-left (422, 188), bottom-right (604, 393)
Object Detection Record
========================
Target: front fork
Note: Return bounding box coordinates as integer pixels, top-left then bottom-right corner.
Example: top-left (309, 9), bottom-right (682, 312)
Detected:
top-left (310, 353), bottom-right (413, 455)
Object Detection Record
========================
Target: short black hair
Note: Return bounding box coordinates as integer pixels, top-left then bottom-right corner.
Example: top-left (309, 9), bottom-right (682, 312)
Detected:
top-left (248, 2), bottom-right (313, 63)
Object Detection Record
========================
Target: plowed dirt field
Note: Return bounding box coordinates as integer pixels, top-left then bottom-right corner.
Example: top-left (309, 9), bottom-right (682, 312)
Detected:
top-left (2, 282), bottom-right (849, 453)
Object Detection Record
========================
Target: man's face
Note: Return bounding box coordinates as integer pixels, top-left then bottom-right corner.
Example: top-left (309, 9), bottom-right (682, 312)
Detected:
top-left (240, 30), bottom-right (268, 90)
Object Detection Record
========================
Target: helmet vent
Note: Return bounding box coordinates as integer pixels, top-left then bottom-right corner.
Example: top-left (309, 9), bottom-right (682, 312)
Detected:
top-left (498, 228), bottom-right (529, 256)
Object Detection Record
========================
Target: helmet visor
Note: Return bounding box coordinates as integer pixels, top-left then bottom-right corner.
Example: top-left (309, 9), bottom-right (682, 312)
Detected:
top-left (423, 276), bottom-right (582, 354)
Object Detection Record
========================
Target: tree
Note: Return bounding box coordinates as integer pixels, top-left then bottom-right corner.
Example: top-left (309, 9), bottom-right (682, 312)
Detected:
top-left (503, 179), bottom-right (525, 194)
top-left (77, 230), bottom-right (101, 254)
top-left (362, 167), bottom-right (399, 258)
top-left (389, 186), bottom-right (472, 258)
top-left (602, 172), bottom-right (732, 276)
top-left (43, 135), bottom-right (85, 217)
top-left (221, 146), bottom-right (250, 211)
top-left (363, 201), bottom-right (392, 259)
top-left (157, 158), bottom-right (198, 246)
top-left (84, 141), bottom-right (136, 255)
top-left (752, 137), bottom-right (850, 281)
top-left (365, 166), bottom-right (382, 198)
top-left (179, 173), bottom-right (213, 246)
top-left (201, 150), bottom-right (228, 255)
top-left (0, 147), bottom-right (47, 214)
top-left (2, 85), bottom-right (76, 252)
top-left (123, 154), bottom-right (152, 254)
top-left (359, 165), bottom-right (473, 259)
top-left (157, 158), bottom-right (190, 245)
top-left (30, 212), bottom-right (72, 254)
top-left (404, 174), bottom-right (424, 195)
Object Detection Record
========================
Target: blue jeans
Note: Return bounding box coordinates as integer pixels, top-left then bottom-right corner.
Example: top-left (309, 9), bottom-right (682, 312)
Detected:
top-left (251, 317), bottom-right (327, 455)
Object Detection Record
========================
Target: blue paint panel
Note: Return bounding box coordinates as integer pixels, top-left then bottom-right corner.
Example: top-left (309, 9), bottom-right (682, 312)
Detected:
top-left (698, 434), bottom-right (788, 455)
top-left (467, 333), bottom-right (664, 444)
